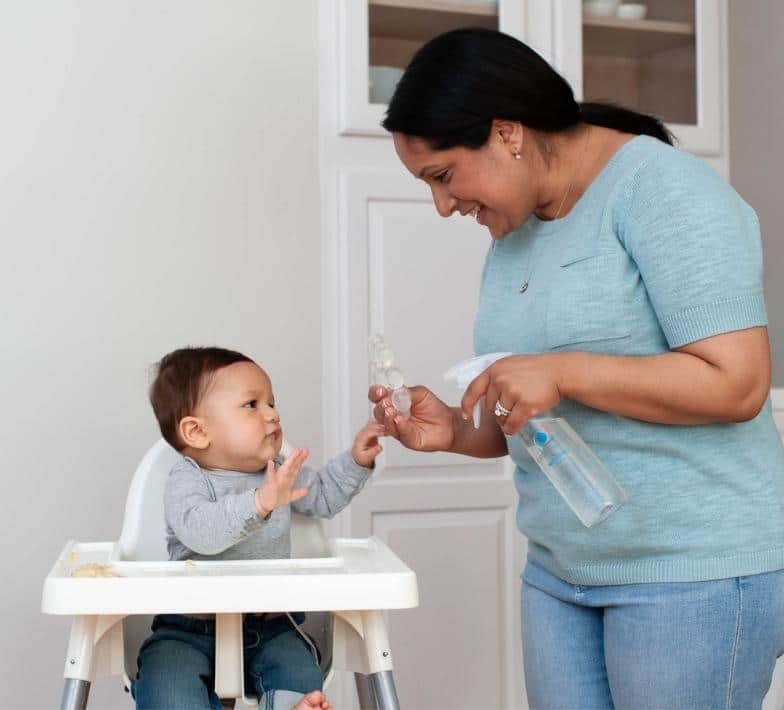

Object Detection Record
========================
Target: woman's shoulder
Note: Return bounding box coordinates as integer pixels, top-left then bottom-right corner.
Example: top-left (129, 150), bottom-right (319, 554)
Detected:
top-left (615, 135), bottom-right (717, 188)
top-left (613, 136), bottom-right (754, 222)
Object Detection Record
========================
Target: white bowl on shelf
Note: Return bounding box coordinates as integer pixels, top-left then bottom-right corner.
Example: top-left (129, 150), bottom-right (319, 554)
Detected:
top-left (369, 65), bottom-right (405, 105)
top-left (582, 0), bottom-right (621, 18)
top-left (616, 3), bottom-right (648, 20)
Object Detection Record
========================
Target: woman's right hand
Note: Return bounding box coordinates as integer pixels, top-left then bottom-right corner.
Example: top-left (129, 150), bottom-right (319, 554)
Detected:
top-left (368, 384), bottom-right (456, 452)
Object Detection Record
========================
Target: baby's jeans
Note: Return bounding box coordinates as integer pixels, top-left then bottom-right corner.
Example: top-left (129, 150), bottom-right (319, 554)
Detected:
top-left (133, 613), bottom-right (322, 710)
top-left (522, 557), bottom-right (784, 710)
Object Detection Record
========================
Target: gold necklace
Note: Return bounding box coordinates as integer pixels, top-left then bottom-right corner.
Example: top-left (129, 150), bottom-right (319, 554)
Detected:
top-left (519, 127), bottom-right (592, 294)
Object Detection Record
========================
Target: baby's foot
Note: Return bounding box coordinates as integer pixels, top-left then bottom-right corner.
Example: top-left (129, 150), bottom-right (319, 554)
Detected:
top-left (293, 690), bottom-right (332, 710)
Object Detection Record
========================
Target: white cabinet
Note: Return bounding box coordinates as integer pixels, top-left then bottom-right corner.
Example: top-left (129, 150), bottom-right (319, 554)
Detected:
top-left (528, 0), bottom-right (725, 158)
top-left (336, 0), bottom-right (726, 164)
top-left (323, 4), bottom-right (530, 708)
top-left (337, 0), bottom-right (525, 136)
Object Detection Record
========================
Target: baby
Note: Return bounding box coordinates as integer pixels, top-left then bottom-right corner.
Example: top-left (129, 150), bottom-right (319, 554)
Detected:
top-left (133, 346), bottom-right (385, 710)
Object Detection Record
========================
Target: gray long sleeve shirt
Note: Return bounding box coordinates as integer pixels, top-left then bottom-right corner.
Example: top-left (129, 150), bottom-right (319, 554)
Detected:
top-left (164, 451), bottom-right (372, 561)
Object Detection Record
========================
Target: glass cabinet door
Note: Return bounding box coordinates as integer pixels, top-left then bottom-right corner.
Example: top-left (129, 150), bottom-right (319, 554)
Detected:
top-left (368, 0), bottom-right (499, 105)
top-left (523, 0), bottom-right (722, 158)
top-left (336, 0), bottom-right (722, 155)
top-left (582, 0), bottom-right (696, 126)
top-left (578, 0), bottom-right (722, 155)
top-left (336, 0), bottom-right (523, 136)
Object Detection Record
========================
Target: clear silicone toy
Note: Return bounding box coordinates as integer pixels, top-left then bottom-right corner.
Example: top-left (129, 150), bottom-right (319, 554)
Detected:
top-left (368, 334), bottom-right (412, 418)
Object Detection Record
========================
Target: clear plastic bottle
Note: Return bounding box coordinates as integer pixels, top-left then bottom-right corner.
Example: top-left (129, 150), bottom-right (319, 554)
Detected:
top-left (520, 417), bottom-right (626, 527)
top-left (445, 353), bottom-right (626, 528)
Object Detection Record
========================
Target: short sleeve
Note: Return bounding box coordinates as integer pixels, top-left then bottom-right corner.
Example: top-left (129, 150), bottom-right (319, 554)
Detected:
top-left (618, 150), bottom-right (767, 348)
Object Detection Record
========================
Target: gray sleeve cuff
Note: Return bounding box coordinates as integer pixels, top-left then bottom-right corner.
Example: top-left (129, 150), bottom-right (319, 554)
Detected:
top-left (340, 449), bottom-right (375, 476)
top-left (236, 489), bottom-right (265, 527)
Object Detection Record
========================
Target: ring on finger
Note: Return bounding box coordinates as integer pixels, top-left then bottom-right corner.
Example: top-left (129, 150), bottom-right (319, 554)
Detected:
top-left (494, 399), bottom-right (512, 417)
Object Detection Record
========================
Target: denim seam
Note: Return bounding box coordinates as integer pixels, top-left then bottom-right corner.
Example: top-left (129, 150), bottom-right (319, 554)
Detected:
top-left (726, 576), bottom-right (743, 709)
top-left (245, 629), bottom-right (261, 652)
top-left (256, 676), bottom-right (267, 707)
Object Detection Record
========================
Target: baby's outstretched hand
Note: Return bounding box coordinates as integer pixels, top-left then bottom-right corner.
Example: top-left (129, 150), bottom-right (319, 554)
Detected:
top-left (352, 420), bottom-right (386, 468)
top-left (253, 448), bottom-right (310, 518)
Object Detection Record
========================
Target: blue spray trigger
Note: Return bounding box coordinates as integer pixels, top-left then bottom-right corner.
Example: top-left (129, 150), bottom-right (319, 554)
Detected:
top-left (534, 431), bottom-right (550, 446)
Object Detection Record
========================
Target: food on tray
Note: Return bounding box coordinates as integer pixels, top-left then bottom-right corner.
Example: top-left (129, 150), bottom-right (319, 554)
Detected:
top-left (70, 563), bottom-right (121, 578)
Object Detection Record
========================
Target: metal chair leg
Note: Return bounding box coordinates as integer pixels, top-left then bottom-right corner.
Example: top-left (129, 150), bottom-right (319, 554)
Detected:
top-left (60, 678), bottom-right (90, 710)
top-left (61, 615), bottom-right (98, 710)
top-left (370, 670), bottom-right (400, 710)
top-left (355, 672), bottom-right (378, 709)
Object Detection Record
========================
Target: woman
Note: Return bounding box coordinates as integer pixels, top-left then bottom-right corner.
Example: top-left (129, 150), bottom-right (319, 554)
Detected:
top-left (370, 28), bottom-right (784, 709)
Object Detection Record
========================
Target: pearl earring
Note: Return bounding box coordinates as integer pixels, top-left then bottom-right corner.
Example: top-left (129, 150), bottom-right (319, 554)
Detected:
top-left (513, 148), bottom-right (521, 160)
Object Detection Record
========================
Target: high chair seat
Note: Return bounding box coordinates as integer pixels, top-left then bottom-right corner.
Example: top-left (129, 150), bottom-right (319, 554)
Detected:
top-left (42, 439), bottom-right (418, 710)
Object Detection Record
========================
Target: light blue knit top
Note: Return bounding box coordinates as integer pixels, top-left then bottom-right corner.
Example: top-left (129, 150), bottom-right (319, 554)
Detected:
top-left (474, 135), bottom-right (784, 585)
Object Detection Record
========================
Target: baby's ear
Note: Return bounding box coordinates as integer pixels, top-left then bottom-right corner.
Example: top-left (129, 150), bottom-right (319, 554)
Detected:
top-left (179, 416), bottom-right (209, 450)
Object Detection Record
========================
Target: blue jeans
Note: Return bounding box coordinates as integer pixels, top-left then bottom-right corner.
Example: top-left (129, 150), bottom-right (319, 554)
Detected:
top-left (522, 558), bottom-right (784, 710)
top-left (132, 613), bottom-right (323, 709)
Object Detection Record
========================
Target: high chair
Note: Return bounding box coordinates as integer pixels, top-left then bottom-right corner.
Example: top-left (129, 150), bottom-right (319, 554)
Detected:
top-left (42, 439), bottom-right (418, 710)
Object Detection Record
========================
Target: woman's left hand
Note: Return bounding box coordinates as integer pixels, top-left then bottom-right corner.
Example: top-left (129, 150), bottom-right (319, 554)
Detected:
top-left (461, 354), bottom-right (564, 434)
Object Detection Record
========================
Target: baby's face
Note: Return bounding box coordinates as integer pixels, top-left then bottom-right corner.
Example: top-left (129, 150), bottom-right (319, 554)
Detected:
top-left (194, 361), bottom-right (283, 472)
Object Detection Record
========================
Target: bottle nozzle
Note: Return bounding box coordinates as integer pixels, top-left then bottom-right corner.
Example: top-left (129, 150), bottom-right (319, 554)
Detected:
top-left (443, 352), bottom-right (514, 430)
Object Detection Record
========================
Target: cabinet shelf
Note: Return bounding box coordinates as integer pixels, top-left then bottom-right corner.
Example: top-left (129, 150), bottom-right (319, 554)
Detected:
top-left (369, 0), bottom-right (497, 42)
top-left (583, 16), bottom-right (694, 58)
top-left (369, 0), bottom-right (496, 17)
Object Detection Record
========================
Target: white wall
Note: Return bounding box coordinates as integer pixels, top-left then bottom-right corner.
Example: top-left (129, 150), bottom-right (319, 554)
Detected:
top-left (728, 0), bottom-right (784, 385)
top-left (0, 2), bottom-right (320, 708)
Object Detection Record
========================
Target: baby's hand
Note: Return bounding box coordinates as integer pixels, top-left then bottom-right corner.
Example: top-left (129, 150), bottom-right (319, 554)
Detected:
top-left (352, 420), bottom-right (386, 468)
top-left (253, 448), bottom-right (310, 518)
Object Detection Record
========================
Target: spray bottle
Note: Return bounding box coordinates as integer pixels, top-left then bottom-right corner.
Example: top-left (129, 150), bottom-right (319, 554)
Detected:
top-left (444, 353), bottom-right (626, 527)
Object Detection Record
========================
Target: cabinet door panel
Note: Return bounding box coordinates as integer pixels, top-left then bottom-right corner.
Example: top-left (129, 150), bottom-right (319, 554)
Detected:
top-left (324, 169), bottom-right (527, 708)
top-left (338, 0), bottom-right (529, 136)
top-left (524, 0), bottom-right (723, 156)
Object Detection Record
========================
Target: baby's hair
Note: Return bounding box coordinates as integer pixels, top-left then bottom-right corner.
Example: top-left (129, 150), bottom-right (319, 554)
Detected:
top-left (150, 346), bottom-right (253, 450)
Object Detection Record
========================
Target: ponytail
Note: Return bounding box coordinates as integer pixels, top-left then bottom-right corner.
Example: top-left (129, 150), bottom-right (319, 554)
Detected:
top-left (384, 29), bottom-right (674, 149)
top-left (579, 102), bottom-right (673, 145)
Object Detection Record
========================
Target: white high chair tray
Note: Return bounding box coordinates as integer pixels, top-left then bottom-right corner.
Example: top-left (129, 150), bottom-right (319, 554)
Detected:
top-left (43, 537), bottom-right (418, 616)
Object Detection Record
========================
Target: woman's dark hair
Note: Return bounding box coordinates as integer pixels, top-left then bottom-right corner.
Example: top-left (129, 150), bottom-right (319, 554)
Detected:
top-left (383, 28), bottom-right (673, 150)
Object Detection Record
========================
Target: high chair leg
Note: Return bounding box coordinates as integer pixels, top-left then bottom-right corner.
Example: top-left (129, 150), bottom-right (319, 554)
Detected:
top-left (370, 671), bottom-right (399, 710)
top-left (354, 672), bottom-right (377, 709)
top-left (360, 611), bottom-right (400, 710)
top-left (60, 614), bottom-right (97, 710)
top-left (60, 678), bottom-right (90, 710)
top-left (215, 613), bottom-right (244, 699)
top-left (354, 670), bottom-right (401, 710)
